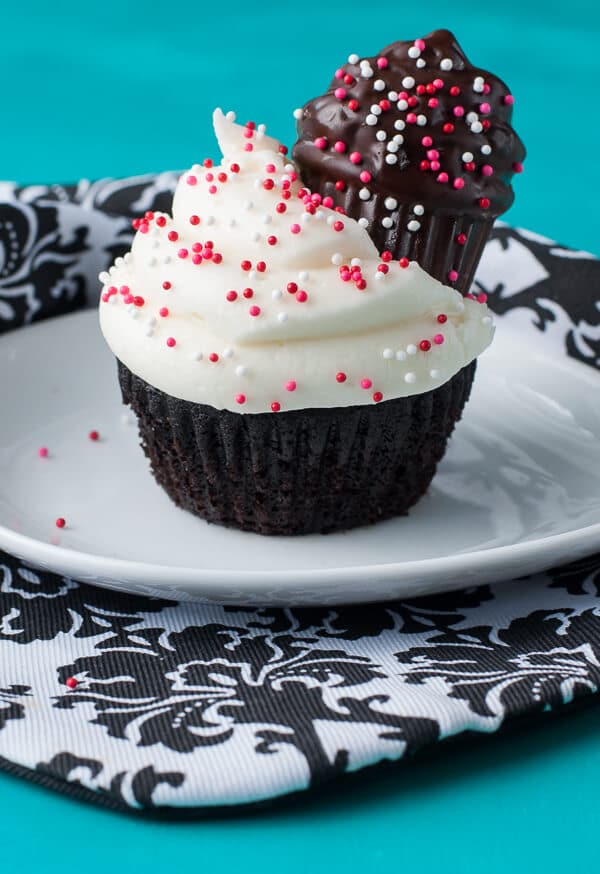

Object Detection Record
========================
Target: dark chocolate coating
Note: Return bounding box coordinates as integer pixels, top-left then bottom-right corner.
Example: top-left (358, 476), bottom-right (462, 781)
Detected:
top-left (118, 359), bottom-right (476, 536)
top-left (292, 29), bottom-right (525, 219)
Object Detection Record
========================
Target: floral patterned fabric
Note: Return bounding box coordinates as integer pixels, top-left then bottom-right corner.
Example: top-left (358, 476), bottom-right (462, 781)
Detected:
top-left (0, 175), bottom-right (599, 811)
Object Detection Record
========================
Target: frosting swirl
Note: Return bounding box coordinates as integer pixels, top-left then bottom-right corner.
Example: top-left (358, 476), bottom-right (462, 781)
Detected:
top-left (99, 109), bottom-right (494, 413)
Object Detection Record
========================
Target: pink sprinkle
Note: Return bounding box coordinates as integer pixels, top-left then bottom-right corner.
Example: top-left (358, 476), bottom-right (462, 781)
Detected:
top-left (477, 292), bottom-right (488, 303)
top-left (249, 305), bottom-right (261, 317)
top-left (166, 337), bottom-right (176, 347)
top-left (360, 378), bottom-right (372, 390)
top-left (290, 223), bottom-right (301, 234)
top-left (334, 140), bottom-right (346, 153)
top-left (434, 334), bottom-right (445, 345)
top-left (448, 270), bottom-right (459, 282)
top-left (436, 172), bottom-right (449, 183)
top-left (377, 57), bottom-right (388, 69)
top-left (426, 149), bottom-right (439, 160)
top-left (159, 307), bottom-right (169, 317)
top-left (192, 253), bottom-right (202, 265)
top-left (406, 113), bottom-right (417, 124)
top-left (334, 87), bottom-right (347, 100)
top-left (421, 136), bottom-right (433, 147)
top-left (453, 178), bottom-right (465, 189)
top-left (235, 394), bottom-right (246, 405)
top-left (244, 143), bottom-right (253, 152)
top-left (453, 106), bottom-right (465, 117)
top-left (349, 151), bottom-right (362, 164)
top-left (178, 248), bottom-right (189, 259)
top-left (285, 380), bottom-right (297, 392)
top-left (208, 185), bottom-right (217, 194)
top-left (433, 78), bottom-right (444, 89)
top-left (415, 39), bottom-right (426, 51)
top-left (428, 97), bottom-right (439, 108)
top-left (504, 94), bottom-right (515, 105)
top-left (265, 163), bottom-right (276, 173)
top-left (482, 165), bottom-right (494, 177)
top-left (513, 161), bottom-right (524, 173)
top-left (38, 447), bottom-right (49, 458)
top-left (359, 170), bottom-right (371, 183)
top-left (430, 161), bottom-right (440, 171)
top-left (314, 137), bottom-right (327, 149)
top-left (480, 102), bottom-right (491, 114)
top-left (296, 290), bottom-right (308, 302)
top-left (322, 196), bottom-right (334, 208)
top-left (186, 175), bottom-right (197, 185)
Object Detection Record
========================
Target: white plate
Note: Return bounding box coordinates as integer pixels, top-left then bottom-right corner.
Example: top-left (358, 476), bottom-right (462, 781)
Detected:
top-left (0, 310), bottom-right (599, 605)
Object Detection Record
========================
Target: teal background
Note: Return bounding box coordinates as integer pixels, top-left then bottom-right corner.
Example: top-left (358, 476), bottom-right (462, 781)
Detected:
top-left (1, 0), bottom-right (600, 870)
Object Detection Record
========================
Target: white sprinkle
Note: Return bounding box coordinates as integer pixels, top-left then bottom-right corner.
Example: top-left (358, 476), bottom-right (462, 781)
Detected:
top-left (147, 317), bottom-right (157, 327)
top-left (416, 114), bottom-right (427, 126)
top-left (430, 369), bottom-right (441, 379)
top-left (314, 210), bottom-right (325, 220)
top-left (358, 217), bottom-right (369, 228)
top-left (147, 257), bottom-right (157, 267)
top-left (375, 271), bottom-right (385, 280)
top-left (206, 215), bottom-right (215, 226)
top-left (253, 178), bottom-right (262, 190)
top-left (223, 348), bottom-right (234, 359)
top-left (277, 312), bottom-right (288, 323)
top-left (163, 255), bottom-right (172, 264)
top-left (326, 215), bottom-right (335, 226)
top-left (366, 114), bottom-right (378, 126)
top-left (225, 111), bottom-right (236, 122)
top-left (284, 163), bottom-right (295, 173)
top-left (393, 134), bottom-right (405, 145)
top-left (243, 200), bottom-right (253, 210)
top-left (407, 344), bottom-right (417, 356)
top-left (408, 46), bottom-right (421, 59)
top-left (350, 257), bottom-right (362, 267)
top-left (299, 271), bottom-right (309, 281)
top-left (301, 212), bottom-right (312, 223)
top-left (248, 270), bottom-right (257, 281)
top-left (263, 214), bottom-right (272, 225)
top-left (466, 111), bottom-right (479, 124)
top-left (376, 130), bottom-right (387, 141)
top-left (482, 315), bottom-right (493, 326)
top-left (108, 294), bottom-right (117, 304)
top-left (481, 144), bottom-right (492, 155)
top-left (473, 76), bottom-right (485, 93)
top-left (440, 58), bottom-right (453, 71)
top-left (257, 123), bottom-right (266, 134)
top-left (272, 289), bottom-right (283, 300)
top-left (115, 257), bottom-right (124, 267)
top-left (121, 412), bottom-right (134, 426)
top-left (293, 108), bottom-right (303, 119)
top-left (386, 141), bottom-right (399, 153)
top-left (388, 90), bottom-right (399, 101)
top-left (413, 204), bottom-right (424, 216)
top-left (396, 350), bottom-right (407, 362)
top-left (384, 197), bottom-right (398, 210)
top-left (124, 252), bottom-right (132, 263)
top-left (361, 65), bottom-right (374, 78)
top-left (471, 122), bottom-right (483, 134)
top-left (144, 325), bottom-right (154, 337)
top-left (370, 104), bottom-right (382, 115)
top-left (394, 119), bottom-right (406, 131)
top-left (348, 53), bottom-right (359, 64)
top-left (407, 220), bottom-right (421, 232)
top-left (331, 252), bottom-right (343, 266)
top-left (359, 188), bottom-right (371, 201)
top-left (397, 99), bottom-right (409, 111)
top-left (416, 58), bottom-right (426, 68)
top-left (382, 217), bottom-right (393, 228)
top-left (456, 300), bottom-right (466, 312)
top-left (235, 365), bottom-right (247, 377)
top-left (191, 164), bottom-right (202, 173)
top-left (192, 351), bottom-right (203, 361)
top-left (151, 240), bottom-right (160, 249)
top-left (98, 270), bottom-right (110, 283)
top-left (405, 372), bottom-right (417, 384)
top-left (383, 348), bottom-right (394, 359)
top-left (402, 76), bottom-right (415, 89)
top-left (462, 151), bottom-right (474, 163)
top-left (385, 154), bottom-right (398, 165)
top-left (374, 79), bottom-right (386, 91)
top-left (251, 232), bottom-right (260, 242)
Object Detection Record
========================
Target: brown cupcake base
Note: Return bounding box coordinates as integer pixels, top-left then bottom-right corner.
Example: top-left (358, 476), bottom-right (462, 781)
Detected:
top-left (299, 171), bottom-right (493, 295)
top-left (118, 360), bottom-right (476, 536)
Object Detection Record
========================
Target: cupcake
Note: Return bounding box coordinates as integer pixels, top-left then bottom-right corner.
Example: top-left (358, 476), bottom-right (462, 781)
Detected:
top-left (292, 29), bottom-right (525, 294)
top-left (99, 109), bottom-right (494, 535)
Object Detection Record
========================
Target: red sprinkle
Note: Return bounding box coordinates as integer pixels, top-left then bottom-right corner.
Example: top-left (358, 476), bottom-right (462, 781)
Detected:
top-left (419, 340), bottom-right (431, 352)
top-left (235, 394), bottom-right (246, 405)
top-left (456, 233), bottom-right (467, 245)
top-left (166, 337), bottom-right (176, 348)
top-left (285, 380), bottom-right (297, 392)
top-left (373, 391), bottom-right (383, 403)
top-left (159, 307), bottom-right (169, 317)
top-left (296, 290), bottom-right (308, 302)
top-left (55, 517), bottom-right (66, 529)
top-left (271, 401), bottom-right (281, 412)
top-left (336, 372), bottom-right (347, 383)
top-left (399, 258), bottom-right (409, 269)
top-left (437, 314), bottom-right (448, 324)
top-left (243, 288), bottom-right (254, 299)
top-left (241, 260), bottom-right (252, 271)
top-left (168, 231), bottom-right (179, 242)
top-left (208, 352), bottom-right (219, 362)
top-left (333, 221), bottom-right (344, 232)
top-left (65, 677), bottom-right (78, 689)
top-left (89, 430), bottom-right (99, 441)
top-left (162, 281), bottom-right (172, 290)
top-left (256, 261), bottom-right (266, 273)
top-left (249, 305), bottom-right (261, 317)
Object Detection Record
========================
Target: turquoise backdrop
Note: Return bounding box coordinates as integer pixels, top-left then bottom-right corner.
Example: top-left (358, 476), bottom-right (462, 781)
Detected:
top-left (1, 1), bottom-right (599, 871)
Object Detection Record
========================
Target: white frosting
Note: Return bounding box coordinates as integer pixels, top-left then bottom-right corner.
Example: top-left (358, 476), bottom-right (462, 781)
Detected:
top-left (99, 109), bottom-right (494, 413)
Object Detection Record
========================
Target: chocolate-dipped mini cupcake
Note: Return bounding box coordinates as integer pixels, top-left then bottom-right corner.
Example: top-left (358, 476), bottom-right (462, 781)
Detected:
top-left (99, 110), bottom-right (494, 535)
top-left (292, 29), bottom-right (525, 293)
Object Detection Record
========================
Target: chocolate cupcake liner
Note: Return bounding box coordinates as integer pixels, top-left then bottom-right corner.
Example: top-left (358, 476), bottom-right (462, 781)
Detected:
top-left (118, 360), bottom-right (476, 536)
top-left (302, 171), bottom-right (493, 296)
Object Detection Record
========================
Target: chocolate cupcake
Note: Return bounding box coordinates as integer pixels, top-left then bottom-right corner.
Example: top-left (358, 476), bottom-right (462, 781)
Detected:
top-left (292, 29), bottom-right (525, 293)
top-left (99, 109), bottom-right (494, 535)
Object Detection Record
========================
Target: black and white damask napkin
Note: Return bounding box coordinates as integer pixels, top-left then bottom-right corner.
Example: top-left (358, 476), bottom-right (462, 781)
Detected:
top-left (0, 176), bottom-right (599, 812)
